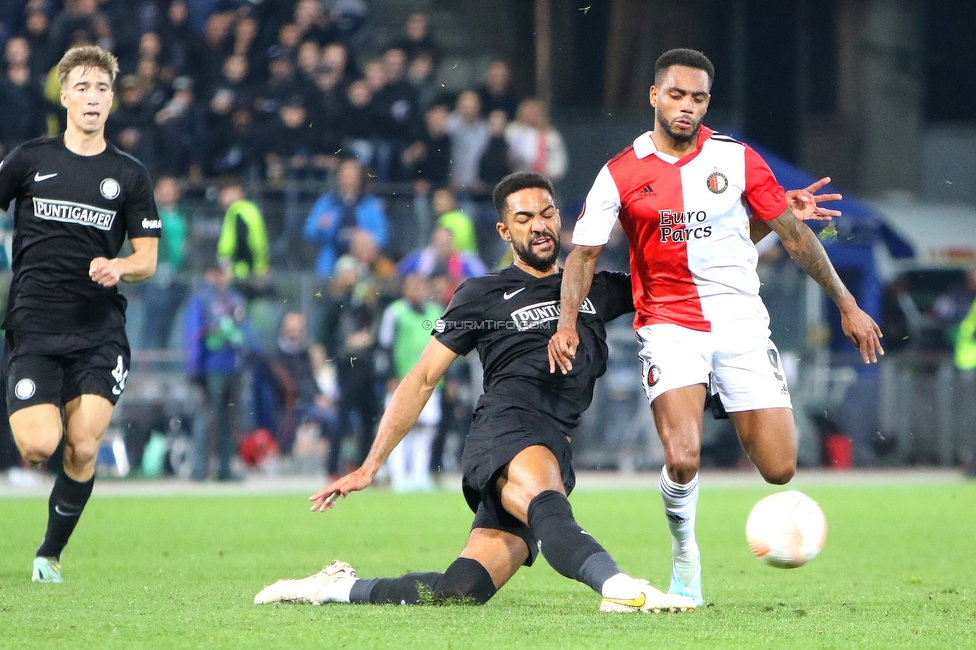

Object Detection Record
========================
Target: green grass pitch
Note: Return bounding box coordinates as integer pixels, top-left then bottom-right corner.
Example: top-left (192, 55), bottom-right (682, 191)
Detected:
top-left (1, 480), bottom-right (974, 649)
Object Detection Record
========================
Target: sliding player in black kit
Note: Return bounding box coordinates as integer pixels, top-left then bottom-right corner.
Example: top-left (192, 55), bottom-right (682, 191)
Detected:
top-left (254, 172), bottom-right (696, 614)
top-left (0, 46), bottom-right (159, 583)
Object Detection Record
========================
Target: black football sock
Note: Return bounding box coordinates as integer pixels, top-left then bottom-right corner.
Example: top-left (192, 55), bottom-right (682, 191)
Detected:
top-left (527, 490), bottom-right (621, 593)
top-left (349, 558), bottom-right (496, 605)
top-left (36, 471), bottom-right (94, 559)
top-left (350, 571), bottom-right (442, 604)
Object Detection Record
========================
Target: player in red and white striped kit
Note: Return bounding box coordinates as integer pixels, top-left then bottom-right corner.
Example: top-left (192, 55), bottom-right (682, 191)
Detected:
top-left (549, 48), bottom-right (883, 606)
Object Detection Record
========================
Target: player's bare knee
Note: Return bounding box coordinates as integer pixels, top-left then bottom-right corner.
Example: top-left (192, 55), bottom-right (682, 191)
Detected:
top-left (64, 438), bottom-right (101, 467)
top-left (17, 439), bottom-right (57, 464)
top-left (665, 452), bottom-right (701, 484)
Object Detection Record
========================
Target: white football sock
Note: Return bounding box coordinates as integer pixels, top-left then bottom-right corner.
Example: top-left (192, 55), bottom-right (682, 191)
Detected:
top-left (601, 572), bottom-right (641, 599)
top-left (659, 467), bottom-right (699, 561)
top-left (319, 577), bottom-right (356, 603)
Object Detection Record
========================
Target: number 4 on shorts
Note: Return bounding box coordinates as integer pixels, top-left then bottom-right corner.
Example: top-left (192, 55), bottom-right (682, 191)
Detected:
top-left (112, 355), bottom-right (128, 395)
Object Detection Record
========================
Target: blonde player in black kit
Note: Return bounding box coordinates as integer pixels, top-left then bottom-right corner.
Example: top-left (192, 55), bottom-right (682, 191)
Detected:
top-left (0, 46), bottom-right (159, 583)
top-left (254, 172), bottom-right (697, 614)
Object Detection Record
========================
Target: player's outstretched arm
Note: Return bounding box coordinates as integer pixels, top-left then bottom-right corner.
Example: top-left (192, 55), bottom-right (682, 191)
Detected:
top-left (751, 177), bottom-right (843, 244)
top-left (549, 244), bottom-right (602, 374)
top-left (89, 236), bottom-right (159, 286)
top-left (768, 209), bottom-right (884, 364)
top-left (310, 338), bottom-right (458, 511)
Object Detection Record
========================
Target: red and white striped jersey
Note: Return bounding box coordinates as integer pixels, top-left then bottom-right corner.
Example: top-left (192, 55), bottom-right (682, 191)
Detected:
top-left (573, 126), bottom-right (788, 332)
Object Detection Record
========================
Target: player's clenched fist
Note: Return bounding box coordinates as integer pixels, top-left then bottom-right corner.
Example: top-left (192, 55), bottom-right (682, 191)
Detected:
top-left (89, 257), bottom-right (124, 287)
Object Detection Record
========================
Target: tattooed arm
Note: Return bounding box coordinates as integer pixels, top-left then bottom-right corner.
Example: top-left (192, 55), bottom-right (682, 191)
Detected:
top-left (767, 209), bottom-right (884, 364)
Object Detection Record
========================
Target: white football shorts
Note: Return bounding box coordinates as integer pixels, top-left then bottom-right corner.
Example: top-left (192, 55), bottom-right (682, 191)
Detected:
top-left (636, 323), bottom-right (792, 413)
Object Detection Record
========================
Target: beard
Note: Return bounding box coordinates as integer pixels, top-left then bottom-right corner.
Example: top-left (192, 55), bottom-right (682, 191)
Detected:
top-left (656, 110), bottom-right (699, 144)
top-left (512, 233), bottom-right (560, 272)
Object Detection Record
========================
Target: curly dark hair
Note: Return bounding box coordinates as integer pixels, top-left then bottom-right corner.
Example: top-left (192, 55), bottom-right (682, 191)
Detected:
top-left (492, 171), bottom-right (555, 221)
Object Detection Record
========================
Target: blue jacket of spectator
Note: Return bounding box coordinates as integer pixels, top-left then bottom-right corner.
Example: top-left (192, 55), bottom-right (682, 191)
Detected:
top-left (182, 279), bottom-right (256, 377)
top-left (303, 192), bottom-right (388, 277)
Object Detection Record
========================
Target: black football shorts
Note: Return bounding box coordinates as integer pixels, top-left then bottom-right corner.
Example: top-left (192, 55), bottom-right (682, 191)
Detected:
top-left (462, 405), bottom-right (576, 567)
top-left (5, 328), bottom-right (131, 414)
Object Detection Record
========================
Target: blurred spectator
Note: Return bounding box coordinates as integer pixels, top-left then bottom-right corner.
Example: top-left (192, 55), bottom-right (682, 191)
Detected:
top-left (374, 46), bottom-right (424, 181)
top-left (101, 0), bottom-right (143, 72)
top-left (212, 53), bottom-right (255, 111)
top-left (275, 22), bottom-right (302, 59)
top-left (317, 255), bottom-right (382, 478)
top-left (397, 227), bottom-right (486, 303)
top-left (506, 97), bottom-right (568, 182)
top-left (0, 45), bottom-right (46, 157)
top-left (406, 49), bottom-right (440, 109)
top-left (231, 14), bottom-right (260, 72)
top-left (393, 12), bottom-right (443, 65)
top-left (478, 109), bottom-right (513, 190)
top-left (23, 6), bottom-right (51, 78)
top-left (432, 187), bottom-right (477, 254)
top-left (217, 181), bottom-right (270, 282)
top-left (138, 31), bottom-right (162, 72)
top-left (155, 75), bottom-right (206, 178)
top-left (261, 95), bottom-right (321, 184)
top-left (476, 60), bottom-right (521, 120)
top-left (293, 0), bottom-right (339, 45)
top-left (349, 228), bottom-right (397, 281)
top-left (4, 34), bottom-right (31, 69)
top-left (295, 39), bottom-right (321, 88)
top-left (321, 41), bottom-right (357, 89)
top-left (303, 158), bottom-right (388, 277)
top-left (445, 90), bottom-right (490, 192)
top-left (951, 273), bottom-right (976, 476)
top-left (379, 273), bottom-right (442, 492)
top-left (327, 0), bottom-right (368, 41)
top-left (134, 55), bottom-right (169, 114)
top-left (269, 311), bottom-right (336, 456)
top-left (158, 0), bottom-right (207, 88)
top-left (933, 269), bottom-right (976, 345)
top-left (205, 98), bottom-right (262, 177)
top-left (139, 176), bottom-right (188, 350)
top-left (254, 46), bottom-right (302, 122)
top-left (49, 0), bottom-right (113, 64)
top-left (955, 287), bottom-right (976, 371)
top-left (183, 263), bottom-right (254, 481)
top-left (308, 59), bottom-right (347, 162)
top-left (105, 74), bottom-right (157, 173)
top-left (401, 102), bottom-right (451, 192)
top-left (359, 57), bottom-right (394, 179)
top-left (339, 78), bottom-right (378, 169)
top-left (200, 10), bottom-right (235, 93)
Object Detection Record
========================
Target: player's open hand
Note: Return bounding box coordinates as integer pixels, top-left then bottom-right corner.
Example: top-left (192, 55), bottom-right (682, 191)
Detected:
top-left (309, 468), bottom-right (373, 512)
top-left (89, 257), bottom-right (124, 287)
top-left (840, 304), bottom-right (885, 364)
top-left (786, 176), bottom-right (842, 222)
top-left (548, 326), bottom-right (579, 375)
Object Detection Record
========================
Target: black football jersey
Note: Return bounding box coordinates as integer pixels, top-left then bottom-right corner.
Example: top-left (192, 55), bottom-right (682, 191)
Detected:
top-left (0, 136), bottom-right (160, 332)
top-left (434, 265), bottom-right (634, 431)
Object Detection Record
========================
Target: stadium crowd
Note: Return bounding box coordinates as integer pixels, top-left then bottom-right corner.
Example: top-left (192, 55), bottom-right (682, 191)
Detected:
top-left (0, 0), bottom-right (577, 481)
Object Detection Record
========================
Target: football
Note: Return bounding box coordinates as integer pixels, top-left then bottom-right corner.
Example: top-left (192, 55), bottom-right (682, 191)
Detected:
top-left (746, 490), bottom-right (827, 568)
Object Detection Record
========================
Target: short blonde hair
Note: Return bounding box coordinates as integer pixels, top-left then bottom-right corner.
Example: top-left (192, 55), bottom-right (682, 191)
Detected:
top-left (57, 45), bottom-right (119, 89)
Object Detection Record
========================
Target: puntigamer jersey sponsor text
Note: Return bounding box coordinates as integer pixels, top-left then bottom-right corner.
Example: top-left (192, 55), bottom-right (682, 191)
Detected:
top-left (434, 266), bottom-right (633, 431)
top-left (573, 126), bottom-right (788, 333)
top-left (0, 136), bottom-right (160, 332)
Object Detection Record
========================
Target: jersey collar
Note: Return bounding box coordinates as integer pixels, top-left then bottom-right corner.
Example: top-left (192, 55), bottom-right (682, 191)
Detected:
top-left (633, 125), bottom-right (714, 163)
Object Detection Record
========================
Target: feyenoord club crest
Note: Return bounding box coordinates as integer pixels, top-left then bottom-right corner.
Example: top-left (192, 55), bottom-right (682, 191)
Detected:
top-left (100, 177), bottom-right (121, 200)
top-left (647, 364), bottom-right (662, 387)
top-left (706, 172), bottom-right (728, 194)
